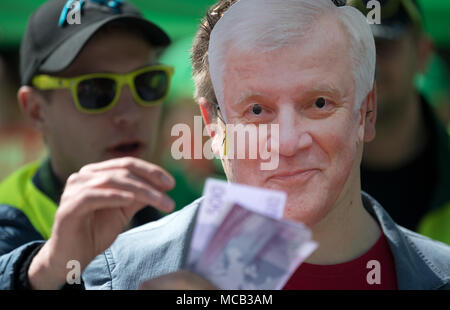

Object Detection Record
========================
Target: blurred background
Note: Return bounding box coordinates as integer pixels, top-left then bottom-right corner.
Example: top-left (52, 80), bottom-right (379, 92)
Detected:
top-left (0, 0), bottom-right (448, 211)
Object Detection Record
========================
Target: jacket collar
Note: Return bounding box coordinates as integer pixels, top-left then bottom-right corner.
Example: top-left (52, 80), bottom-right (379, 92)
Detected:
top-left (362, 191), bottom-right (447, 289)
top-left (32, 157), bottom-right (64, 205)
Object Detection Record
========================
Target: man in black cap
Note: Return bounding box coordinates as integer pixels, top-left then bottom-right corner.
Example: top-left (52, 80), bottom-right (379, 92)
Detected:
top-left (0, 0), bottom-right (177, 288)
top-left (350, 0), bottom-right (450, 244)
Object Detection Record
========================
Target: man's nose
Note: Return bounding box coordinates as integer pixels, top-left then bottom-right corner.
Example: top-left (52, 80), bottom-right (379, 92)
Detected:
top-left (111, 84), bottom-right (140, 127)
top-left (277, 107), bottom-right (313, 157)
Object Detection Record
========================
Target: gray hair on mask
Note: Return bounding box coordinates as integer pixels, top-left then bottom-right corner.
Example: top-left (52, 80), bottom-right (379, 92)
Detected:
top-left (208, 0), bottom-right (376, 120)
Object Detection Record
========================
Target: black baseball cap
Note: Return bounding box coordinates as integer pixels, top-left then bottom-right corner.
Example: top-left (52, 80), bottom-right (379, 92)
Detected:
top-left (20, 0), bottom-right (171, 85)
top-left (349, 0), bottom-right (423, 40)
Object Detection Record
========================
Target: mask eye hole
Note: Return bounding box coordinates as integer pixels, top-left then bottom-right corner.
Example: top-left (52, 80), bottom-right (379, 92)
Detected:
top-left (315, 97), bottom-right (327, 109)
top-left (252, 104), bottom-right (263, 115)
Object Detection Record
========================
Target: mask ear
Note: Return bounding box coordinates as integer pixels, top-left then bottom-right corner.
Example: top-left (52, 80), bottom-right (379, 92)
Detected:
top-left (17, 86), bottom-right (47, 131)
top-left (361, 83), bottom-right (377, 143)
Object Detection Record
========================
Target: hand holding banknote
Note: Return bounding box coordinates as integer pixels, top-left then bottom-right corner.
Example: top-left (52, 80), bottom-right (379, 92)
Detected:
top-left (140, 178), bottom-right (317, 290)
top-left (187, 179), bottom-right (318, 290)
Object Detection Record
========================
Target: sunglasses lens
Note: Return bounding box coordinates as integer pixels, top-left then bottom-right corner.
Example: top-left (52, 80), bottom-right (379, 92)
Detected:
top-left (77, 78), bottom-right (116, 110)
top-left (134, 70), bottom-right (169, 104)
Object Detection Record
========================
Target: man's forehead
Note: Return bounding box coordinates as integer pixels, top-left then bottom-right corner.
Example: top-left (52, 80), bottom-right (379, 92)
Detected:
top-left (57, 34), bottom-right (156, 76)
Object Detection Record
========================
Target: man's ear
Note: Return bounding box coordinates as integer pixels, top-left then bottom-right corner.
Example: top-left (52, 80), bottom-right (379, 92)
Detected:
top-left (198, 97), bottom-right (217, 138)
top-left (17, 86), bottom-right (47, 131)
top-left (198, 97), bottom-right (224, 157)
top-left (360, 83), bottom-right (377, 143)
top-left (417, 34), bottom-right (433, 74)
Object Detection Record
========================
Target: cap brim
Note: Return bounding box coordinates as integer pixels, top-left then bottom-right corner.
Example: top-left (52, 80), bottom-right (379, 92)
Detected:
top-left (40, 15), bottom-right (170, 73)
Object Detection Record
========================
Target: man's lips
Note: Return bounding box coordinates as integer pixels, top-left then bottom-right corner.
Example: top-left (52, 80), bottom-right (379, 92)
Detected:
top-left (106, 140), bottom-right (145, 157)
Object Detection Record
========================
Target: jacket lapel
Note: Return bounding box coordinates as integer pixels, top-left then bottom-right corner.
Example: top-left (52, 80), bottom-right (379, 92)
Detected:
top-left (362, 192), bottom-right (446, 289)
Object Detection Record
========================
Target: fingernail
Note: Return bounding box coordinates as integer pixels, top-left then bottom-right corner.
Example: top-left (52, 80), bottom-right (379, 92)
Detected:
top-left (163, 196), bottom-right (174, 211)
top-left (162, 174), bottom-right (174, 187)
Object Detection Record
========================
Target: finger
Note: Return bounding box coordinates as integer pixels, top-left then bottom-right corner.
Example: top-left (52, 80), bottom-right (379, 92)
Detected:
top-left (79, 157), bottom-right (175, 190)
top-left (60, 188), bottom-right (136, 219)
top-left (90, 175), bottom-right (175, 213)
top-left (121, 201), bottom-right (147, 220)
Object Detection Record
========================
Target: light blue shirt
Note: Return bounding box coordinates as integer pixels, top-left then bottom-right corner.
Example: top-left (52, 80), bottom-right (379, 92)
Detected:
top-left (82, 193), bottom-right (450, 290)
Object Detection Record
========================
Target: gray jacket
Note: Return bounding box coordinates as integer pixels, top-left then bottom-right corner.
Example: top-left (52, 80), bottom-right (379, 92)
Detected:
top-left (82, 193), bottom-right (450, 290)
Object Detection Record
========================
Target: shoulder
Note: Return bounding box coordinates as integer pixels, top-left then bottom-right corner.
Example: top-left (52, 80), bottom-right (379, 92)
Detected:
top-left (0, 162), bottom-right (40, 190)
top-left (362, 192), bottom-right (450, 289)
top-left (0, 204), bottom-right (43, 255)
top-left (0, 240), bottom-right (45, 289)
top-left (83, 197), bottom-right (203, 290)
top-left (399, 226), bottom-right (450, 281)
top-left (0, 204), bottom-right (26, 220)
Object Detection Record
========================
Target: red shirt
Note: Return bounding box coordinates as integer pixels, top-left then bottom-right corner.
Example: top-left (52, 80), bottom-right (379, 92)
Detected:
top-left (283, 232), bottom-right (398, 290)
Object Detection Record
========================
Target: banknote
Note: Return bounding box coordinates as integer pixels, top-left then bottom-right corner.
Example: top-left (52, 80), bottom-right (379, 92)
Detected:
top-left (191, 203), bottom-right (318, 290)
top-left (186, 178), bottom-right (287, 268)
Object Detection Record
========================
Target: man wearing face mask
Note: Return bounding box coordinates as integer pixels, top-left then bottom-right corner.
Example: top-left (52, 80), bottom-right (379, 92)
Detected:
top-left (98, 0), bottom-right (447, 290)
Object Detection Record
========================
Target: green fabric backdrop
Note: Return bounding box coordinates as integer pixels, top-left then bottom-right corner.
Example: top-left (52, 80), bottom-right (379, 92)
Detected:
top-left (0, 0), bottom-right (215, 47)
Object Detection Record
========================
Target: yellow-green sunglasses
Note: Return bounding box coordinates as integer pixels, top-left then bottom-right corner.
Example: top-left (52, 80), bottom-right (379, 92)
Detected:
top-left (32, 65), bottom-right (174, 114)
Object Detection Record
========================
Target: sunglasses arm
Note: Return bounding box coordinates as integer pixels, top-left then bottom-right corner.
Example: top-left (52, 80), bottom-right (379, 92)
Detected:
top-left (32, 75), bottom-right (73, 90)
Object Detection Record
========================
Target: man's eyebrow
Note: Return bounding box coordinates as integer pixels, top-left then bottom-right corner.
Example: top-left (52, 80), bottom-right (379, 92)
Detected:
top-left (233, 84), bottom-right (345, 107)
top-left (235, 91), bottom-right (266, 106)
top-left (301, 83), bottom-right (344, 98)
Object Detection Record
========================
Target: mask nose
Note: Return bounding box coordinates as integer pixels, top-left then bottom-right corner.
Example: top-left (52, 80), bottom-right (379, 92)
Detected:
top-left (277, 106), bottom-right (313, 157)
